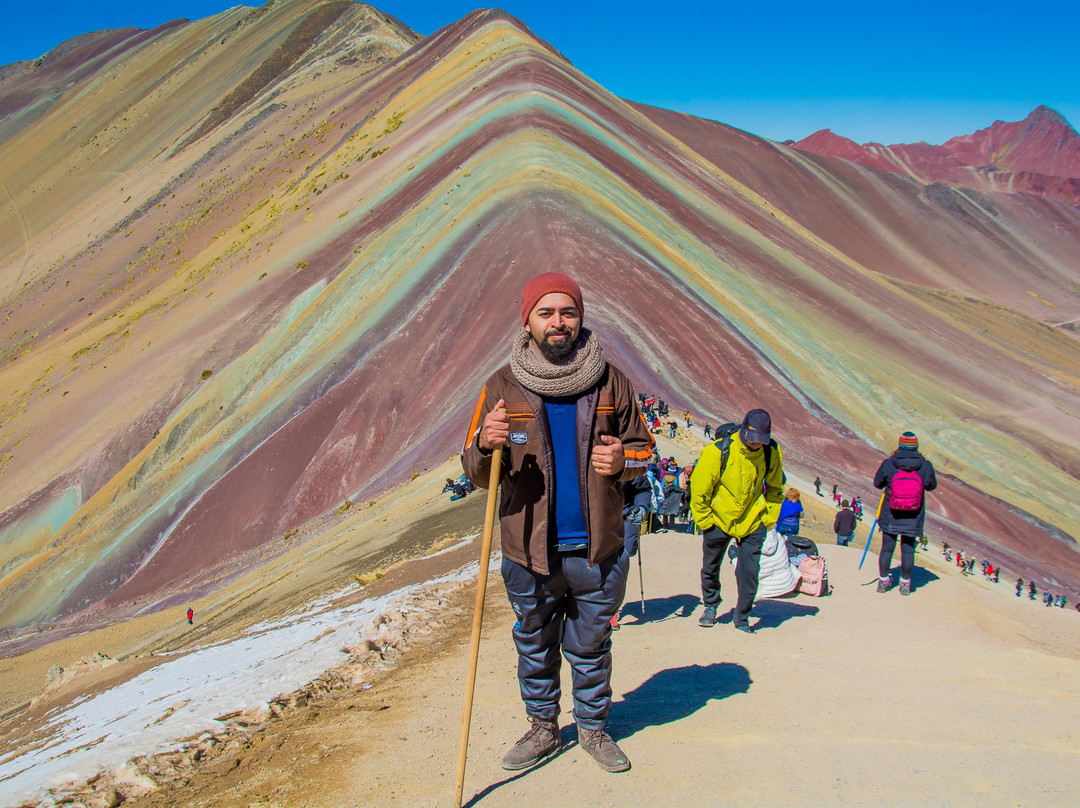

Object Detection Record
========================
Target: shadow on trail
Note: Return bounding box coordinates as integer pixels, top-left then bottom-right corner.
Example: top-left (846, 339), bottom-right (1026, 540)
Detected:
top-left (463, 746), bottom-right (563, 807)
top-left (748, 599), bottom-right (819, 629)
top-left (620, 593), bottom-right (698, 624)
top-left (609, 662), bottom-right (751, 741)
top-left (908, 566), bottom-right (941, 587)
top-left (464, 663), bottom-right (751, 803)
top-left (858, 565), bottom-right (941, 590)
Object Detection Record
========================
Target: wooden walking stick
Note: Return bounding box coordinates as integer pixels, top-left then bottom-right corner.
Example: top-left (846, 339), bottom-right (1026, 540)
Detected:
top-left (454, 439), bottom-right (504, 807)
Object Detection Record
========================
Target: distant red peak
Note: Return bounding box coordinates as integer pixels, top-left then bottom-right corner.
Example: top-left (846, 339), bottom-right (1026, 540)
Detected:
top-left (1027, 104), bottom-right (1070, 128)
top-left (795, 128), bottom-right (854, 149)
top-left (790, 107), bottom-right (1080, 203)
top-left (794, 129), bottom-right (870, 162)
top-left (792, 129), bottom-right (899, 172)
top-left (942, 106), bottom-right (1080, 178)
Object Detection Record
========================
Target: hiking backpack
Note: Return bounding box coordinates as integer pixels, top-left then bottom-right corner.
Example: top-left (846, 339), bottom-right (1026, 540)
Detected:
top-left (710, 422), bottom-right (774, 479)
top-left (797, 555), bottom-right (830, 596)
top-left (786, 535), bottom-right (818, 558)
top-left (888, 467), bottom-right (924, 510)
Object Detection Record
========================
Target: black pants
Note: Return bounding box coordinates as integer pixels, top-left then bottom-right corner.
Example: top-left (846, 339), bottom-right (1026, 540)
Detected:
top-left (502, 549), bottom-right (629, 730)
top-left (879, 532), bottom-right (916, 579)
top-left (700, 524), bottom-right (766, 627)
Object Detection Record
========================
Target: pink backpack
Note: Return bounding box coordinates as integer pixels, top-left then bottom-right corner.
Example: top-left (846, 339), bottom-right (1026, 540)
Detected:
top-left (889, 468), bottom-right (924, 510)
top-left (798, 556), bottom-right (829, 597)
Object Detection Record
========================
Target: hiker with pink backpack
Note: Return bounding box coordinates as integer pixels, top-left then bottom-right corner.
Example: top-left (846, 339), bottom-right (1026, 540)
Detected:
top-left (873, 431), bottom-right (938, 596)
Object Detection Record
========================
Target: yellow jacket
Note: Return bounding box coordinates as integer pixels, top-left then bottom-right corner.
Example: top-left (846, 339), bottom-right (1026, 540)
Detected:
top-left (690, 432), bottom-right (785, 537)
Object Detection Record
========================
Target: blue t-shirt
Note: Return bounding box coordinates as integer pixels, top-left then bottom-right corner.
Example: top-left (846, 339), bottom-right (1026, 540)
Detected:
top-left (544, 397), bottom-right (588, 551)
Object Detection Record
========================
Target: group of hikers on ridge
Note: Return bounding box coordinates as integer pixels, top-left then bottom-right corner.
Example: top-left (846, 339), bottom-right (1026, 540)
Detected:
top-left (458, 271), bottom-right (951, 777)
top-left (1015, 576), bottom-right (1072, 609)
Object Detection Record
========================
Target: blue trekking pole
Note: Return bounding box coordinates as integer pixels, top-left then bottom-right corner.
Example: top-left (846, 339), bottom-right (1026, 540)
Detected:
top-left (858, 492), bottom-right (887, 570)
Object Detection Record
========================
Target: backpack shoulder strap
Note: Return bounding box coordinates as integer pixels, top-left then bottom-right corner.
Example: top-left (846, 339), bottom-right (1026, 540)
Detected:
top-left (763, 439), bottom-right (776, 477)
top-left (709, 423), bottom-right (741, 477)
top-left (713, 433), bottom-right (733, 476)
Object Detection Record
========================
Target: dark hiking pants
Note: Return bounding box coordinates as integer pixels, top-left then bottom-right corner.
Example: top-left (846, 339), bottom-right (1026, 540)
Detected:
top-left (701, 524), bottom-right (766, 628)
top-left (501, 548), bottom-right (629, 730)
top-left (879, 532), bottom-right (916, 579)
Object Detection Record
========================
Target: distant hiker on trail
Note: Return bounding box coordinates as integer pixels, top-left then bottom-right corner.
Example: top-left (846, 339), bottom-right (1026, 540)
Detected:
top-left (815, 476), bottom-right (822, 496)
top-left (657, 471), bottom-right (686, 532)
top-left (668, 420), bottom-right (678, 439)
top-left (776, 488), bottom-right (803, 538)
top-left (704, 422), bottom-right (712, 440)
top-left (443, 474), bottom-right (475, 501)
top-left (690, 409), bottom-right (784, 634)
top-left (1016, 578), bottom-right (1024, 597)
top-left (1029, 581), bottom-right (1037, 600)
top-left (873, 431), bottom-right (938, 596)
top-left (186, 607), bottom-right (194, 625)
top-left (645, 465), bottom-right (664, 517)
top-left (461, 272), bottom-right (653, 774)
top-left (834, 499), bottom-right (856, 546)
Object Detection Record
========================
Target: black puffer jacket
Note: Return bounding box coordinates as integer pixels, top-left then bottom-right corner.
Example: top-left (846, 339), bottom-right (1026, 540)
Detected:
top-left (658, 479), bottom-right (686, 516)
top-left (873, 449), bottom-right (937, 536)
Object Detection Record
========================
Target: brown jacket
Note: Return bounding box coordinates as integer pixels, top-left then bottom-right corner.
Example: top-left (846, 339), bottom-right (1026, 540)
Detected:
top-left (461, 362), bottom-right (653, 574)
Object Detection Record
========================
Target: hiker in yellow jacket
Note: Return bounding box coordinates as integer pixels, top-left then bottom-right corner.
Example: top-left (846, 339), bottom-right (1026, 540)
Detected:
top-left (690, 409), bottom-right (785, 633)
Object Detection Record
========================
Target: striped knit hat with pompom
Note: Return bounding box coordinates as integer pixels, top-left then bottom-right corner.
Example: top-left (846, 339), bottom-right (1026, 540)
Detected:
top-left (898, 431), bottom-right (919, 450)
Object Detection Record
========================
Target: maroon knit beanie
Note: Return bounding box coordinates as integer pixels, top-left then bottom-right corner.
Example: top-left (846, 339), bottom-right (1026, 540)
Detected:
top-left (520, 272), bottom-right (584, 326)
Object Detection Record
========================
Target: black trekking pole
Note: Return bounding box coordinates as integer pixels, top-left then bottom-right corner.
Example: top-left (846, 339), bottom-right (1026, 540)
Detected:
top-left (636, 530), bottom-right (646, 614)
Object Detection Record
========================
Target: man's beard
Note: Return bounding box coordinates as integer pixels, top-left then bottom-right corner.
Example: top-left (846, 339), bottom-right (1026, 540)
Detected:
top-left (537, 327), bottom-right (576, 360)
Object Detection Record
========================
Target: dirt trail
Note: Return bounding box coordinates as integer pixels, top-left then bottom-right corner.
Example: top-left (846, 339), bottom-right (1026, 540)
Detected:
top-left (123, 533), bottom-right (1080, 808)
top-left (7, 433), bottom-right (1080, 807)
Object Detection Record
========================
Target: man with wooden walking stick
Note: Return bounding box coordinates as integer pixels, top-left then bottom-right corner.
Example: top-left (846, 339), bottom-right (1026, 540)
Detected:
top-left (461, 272), bottom-right (654, 774)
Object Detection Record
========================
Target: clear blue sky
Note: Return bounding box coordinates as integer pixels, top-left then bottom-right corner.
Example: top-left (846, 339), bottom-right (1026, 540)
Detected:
top-left (3, 1), bottom-right (1077, 145)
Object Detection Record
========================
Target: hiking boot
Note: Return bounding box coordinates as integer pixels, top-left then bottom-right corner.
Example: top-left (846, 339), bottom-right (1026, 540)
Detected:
top-left (578, 727), bottom-right (631, 773)
top-left (734, 623), bottom-right (755, 634)
top-left (610, 614), bottom-right (620, 631)
top-left (698, 605), bottom-right (718, 627)
top-left (899, 579), bottom-right (912, 596)
top-left (877, 577), bottom-right (893, 593)
top-left (501, 716), bottom-right (561, 771)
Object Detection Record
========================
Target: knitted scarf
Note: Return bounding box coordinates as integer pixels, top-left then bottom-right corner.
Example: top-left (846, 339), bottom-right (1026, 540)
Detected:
top-left (510, 327), bottom-right (607, 397)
